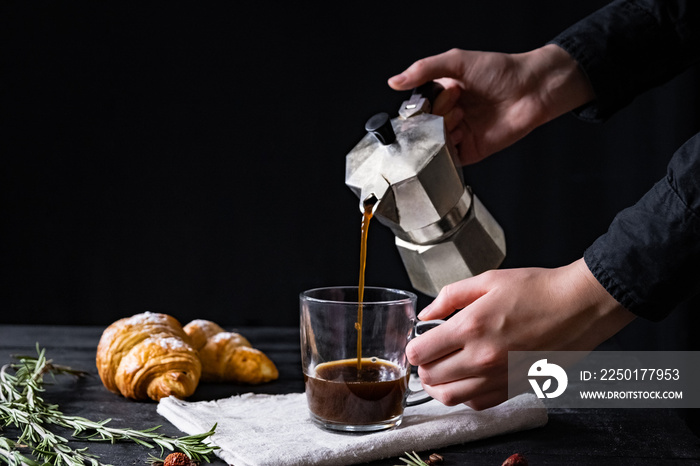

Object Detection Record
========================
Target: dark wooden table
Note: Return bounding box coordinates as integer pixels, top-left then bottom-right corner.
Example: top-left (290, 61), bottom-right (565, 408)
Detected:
top-left (2, 325), bottom-right (700, 465)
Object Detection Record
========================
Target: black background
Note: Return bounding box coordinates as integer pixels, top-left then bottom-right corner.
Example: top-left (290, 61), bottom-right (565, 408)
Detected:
top-left (2, 2), bottom-right (699, 349)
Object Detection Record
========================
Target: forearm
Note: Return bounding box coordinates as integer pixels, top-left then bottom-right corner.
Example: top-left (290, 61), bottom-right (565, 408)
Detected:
top-left (554, 258), bottom-right (636, 350)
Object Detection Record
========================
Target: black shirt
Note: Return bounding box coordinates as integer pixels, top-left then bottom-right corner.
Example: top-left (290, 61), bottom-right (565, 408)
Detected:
top-left (550, 0), bottom-right (700, 320)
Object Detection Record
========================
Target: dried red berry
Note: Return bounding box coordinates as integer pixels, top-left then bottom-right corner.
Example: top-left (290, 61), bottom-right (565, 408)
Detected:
top-left (163, 452), bottom-right (197, 466)
top-left (502, 453), bottom-right (528, 466)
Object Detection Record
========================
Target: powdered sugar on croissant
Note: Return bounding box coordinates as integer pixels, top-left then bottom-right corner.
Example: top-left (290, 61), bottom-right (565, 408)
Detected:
top-left (96, 312), bottom-right (201, 401)
top-left (182, 319), bottom-right (251, 350)
top-left (183, 319), bottom-right (278, 384)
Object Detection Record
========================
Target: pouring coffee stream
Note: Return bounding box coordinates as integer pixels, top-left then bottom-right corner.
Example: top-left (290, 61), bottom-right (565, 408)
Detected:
top-left (355, 195), bottom-right (376, 372)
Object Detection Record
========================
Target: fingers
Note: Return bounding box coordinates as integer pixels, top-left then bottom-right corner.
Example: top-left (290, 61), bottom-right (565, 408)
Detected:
top-left (415, 336), bottom-right (506, 385)
top-left (432, 84), bottom-right (470, 161)
top-left (416, 348), bottom-right (474, 386)
top-left (388, 49), bottom-right (467, 90)
top-left (408, 277), bottom-right (491, 366)
top-left (421, 375), bottom-right (507, 409)
top-left (418, 274), bottom-right (489, 321)
top-left (442, 106), bottom-right (464, 133)
top-left (451, 120), bottom-right (468, 147)
top-left (464, 389), bottom-right (509, 411)
top-left (421, 376), bottom-right (483, 407)
top-left (432, 84), bottom-right (461, 115)
top-left (406, 327), bottom-right (462, 368)
top-left (418, 354), bottom-right (509, 408)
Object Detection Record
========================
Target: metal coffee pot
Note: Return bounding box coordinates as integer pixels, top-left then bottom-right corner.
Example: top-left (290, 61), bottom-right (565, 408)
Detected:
top-left (345, 83), bottom-right (506, 297)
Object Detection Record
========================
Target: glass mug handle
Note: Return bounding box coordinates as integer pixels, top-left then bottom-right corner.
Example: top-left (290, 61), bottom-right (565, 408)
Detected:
top-left (405, 319), bottom-right (446, 407)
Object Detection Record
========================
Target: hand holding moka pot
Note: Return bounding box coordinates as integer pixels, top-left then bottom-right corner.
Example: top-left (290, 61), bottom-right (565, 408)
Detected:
top-left (345, 83), bottom-right (506, 297)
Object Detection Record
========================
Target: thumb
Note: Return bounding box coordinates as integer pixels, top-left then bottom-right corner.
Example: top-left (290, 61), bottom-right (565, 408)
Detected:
top-left (388, 49), bottom-right (465, 90)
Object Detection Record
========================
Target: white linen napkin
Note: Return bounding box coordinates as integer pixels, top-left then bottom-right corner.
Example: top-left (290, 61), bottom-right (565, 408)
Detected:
top-left (157, 391), bottom-right (547, 466)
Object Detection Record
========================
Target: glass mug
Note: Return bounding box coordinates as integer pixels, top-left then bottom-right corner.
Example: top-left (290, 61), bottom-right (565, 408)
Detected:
top-left (300, 286), bottom-right (443, 433)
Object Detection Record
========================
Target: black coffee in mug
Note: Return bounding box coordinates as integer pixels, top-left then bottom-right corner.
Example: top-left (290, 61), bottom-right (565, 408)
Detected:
top-left (300, 286), bottom-right (439, 432)
top-left (304, 358), bottom-right (410, 425)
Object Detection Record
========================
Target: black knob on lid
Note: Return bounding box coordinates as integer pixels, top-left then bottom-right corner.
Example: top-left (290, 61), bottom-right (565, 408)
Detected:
top-left (365, 112), bottom-right (395, 145)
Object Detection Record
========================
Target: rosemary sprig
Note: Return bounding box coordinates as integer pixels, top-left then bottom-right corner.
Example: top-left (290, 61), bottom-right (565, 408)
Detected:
top-left (397, 451), bottom-right (429, 466)
top-left (0, 436), bottom-right (43, 466)
top-left (0, 345), bottom-right (219, 465)
top-left (145, 454), bottom-right (166, 465)
top-left (396, 451), bottom-right (444, 466)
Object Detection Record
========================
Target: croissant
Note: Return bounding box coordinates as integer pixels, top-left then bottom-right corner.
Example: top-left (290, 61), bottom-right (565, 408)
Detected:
top-left (183, 319), bottom-right (278, 384)
top-left (96, 312), bottom-right (201, 401)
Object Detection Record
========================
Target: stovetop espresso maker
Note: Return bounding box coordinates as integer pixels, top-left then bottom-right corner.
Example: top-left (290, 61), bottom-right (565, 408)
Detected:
top-left (345, 83), bottom-right (506, 297)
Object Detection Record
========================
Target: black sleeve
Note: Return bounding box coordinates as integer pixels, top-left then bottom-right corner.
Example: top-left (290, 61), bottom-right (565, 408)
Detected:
top-left (549, 0), bottom-right (700, 319)
top-left (584, 132), bottom-right (700, 320)
top-left (549, 0), bottom-right (700, 122)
